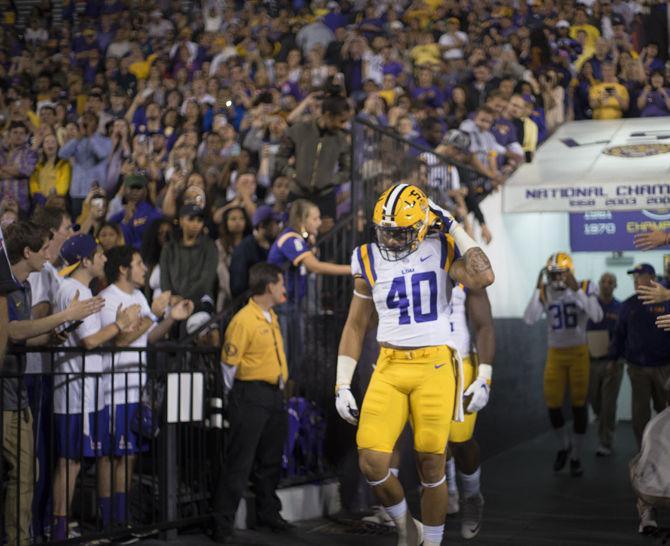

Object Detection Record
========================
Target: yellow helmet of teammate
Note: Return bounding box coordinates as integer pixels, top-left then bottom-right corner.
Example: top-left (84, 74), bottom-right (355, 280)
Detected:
top-left (545, 252), bottom-right (574, 290)
top-left (546, 252), bottom-right (574, 273)
top-left (373, 183), bottom-right (438, 261)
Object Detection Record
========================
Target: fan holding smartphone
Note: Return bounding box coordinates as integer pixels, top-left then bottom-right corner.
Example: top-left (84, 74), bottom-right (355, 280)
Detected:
top-left (588, 61), bottom-right (630, 120)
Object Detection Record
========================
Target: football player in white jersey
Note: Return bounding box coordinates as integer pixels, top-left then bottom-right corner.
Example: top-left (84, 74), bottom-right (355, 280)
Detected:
top-left (444, 284), bottom-right (494, 539)
top-left (524, 253), bottom-right (603, 476)
top-left (335, 184), bottom-right (494, 546)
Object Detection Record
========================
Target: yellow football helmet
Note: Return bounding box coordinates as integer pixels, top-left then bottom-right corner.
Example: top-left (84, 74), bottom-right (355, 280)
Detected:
top-left (373, 183), bottom-right (438, 261)
top-left (545, 252), bottom-right (574, 290)
top-left (546, 252), bottom-right (574, 273)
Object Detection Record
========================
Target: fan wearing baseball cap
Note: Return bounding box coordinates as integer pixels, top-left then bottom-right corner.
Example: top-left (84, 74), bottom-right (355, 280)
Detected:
top-left (160, 204), bottom-right (218, 313)
top-left (51, 234), bottom-right (141, 541)
top-left (608, 263), bottom-right (670, 451)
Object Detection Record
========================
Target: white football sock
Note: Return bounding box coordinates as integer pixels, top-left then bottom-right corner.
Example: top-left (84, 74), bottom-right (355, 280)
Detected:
top-left (459, 467), bottom-right (481, 499)
top-left (384, 498), bottom-right (408, 539)
top-left (423, 523), bottom-right (445, 546)
top-left (554, 425), bottom-right (570, 450)
top-left (446, 457), bottom-right (457, 494)
top-left (571, 432), bottom-right (585, 460)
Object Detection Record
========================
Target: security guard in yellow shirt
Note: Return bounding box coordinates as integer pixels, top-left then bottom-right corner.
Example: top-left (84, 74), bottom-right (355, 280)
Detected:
top-left (212, 262), bottom-right (291, 544)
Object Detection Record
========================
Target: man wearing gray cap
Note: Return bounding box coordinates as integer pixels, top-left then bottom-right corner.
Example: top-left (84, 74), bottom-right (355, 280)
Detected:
top-left (608, 263), bottom-right (670, 447)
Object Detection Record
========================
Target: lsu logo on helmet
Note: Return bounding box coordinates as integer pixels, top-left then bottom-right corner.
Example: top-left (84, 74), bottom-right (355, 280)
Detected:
top-left (546, 252), bottom-right (574, 273)
top-left (545, 252), bottom-right (574, 291)
top-left (372, 183), bottom-right (438, 261)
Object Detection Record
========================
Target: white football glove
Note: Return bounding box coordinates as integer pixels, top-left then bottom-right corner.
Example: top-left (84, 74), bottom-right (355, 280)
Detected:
top-left (428, 198), bottom-right (456, 234)
top-left (463, 364), bottom-right (492, 413)
top-left (335, 387), bottom-right (359, 425)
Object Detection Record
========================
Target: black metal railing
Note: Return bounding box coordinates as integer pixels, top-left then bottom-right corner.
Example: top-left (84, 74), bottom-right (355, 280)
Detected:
top-left (273, 215), bottom-right (354, 483)
top-left (0, 344), bottom-right (222, 545)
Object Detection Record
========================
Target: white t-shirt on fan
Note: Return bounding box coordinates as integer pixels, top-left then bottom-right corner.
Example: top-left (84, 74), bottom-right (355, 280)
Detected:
top-left (99, 283), bottom-right (157, 406)
top-left (53, 277), bottom-right (106, 415)
top-left (26, 262), bottom-right (64, 374)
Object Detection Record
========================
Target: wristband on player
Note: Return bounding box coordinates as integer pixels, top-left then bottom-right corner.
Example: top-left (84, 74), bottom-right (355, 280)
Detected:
top-left (451, 223), bottom-right (478, 254)
top-left (336, 355), bottom-right (357, 392)
top-left (477, 363), bottom-right (493, 385)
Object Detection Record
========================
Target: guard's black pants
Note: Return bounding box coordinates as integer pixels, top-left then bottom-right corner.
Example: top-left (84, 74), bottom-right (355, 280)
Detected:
top-left (213, 380), bottom-right (287, 532)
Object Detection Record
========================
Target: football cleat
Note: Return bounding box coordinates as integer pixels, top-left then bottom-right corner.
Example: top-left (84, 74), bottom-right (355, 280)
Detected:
top-left (638, 509), bottom-right (658, 535)
top-left (569, 458), bottom-right (584, 477)
top-left (361, 505), bottom-right (395, 527)
top-left (402, 514), bottom-right (423, 546)
top-left (637, 499), bottom-right (658, 535)
top-left (595, 444), bottom-right (612, 457)
top-left (553, 447), bottom-right (570, 472)
top-left (461, 493), bottom-right (484, 539)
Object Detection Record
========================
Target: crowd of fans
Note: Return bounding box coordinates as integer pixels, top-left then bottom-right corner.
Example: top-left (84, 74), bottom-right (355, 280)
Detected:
top-left (0, 0), bottom-right (669, 255)
top-left (1, 0), bottom-right (670, 543)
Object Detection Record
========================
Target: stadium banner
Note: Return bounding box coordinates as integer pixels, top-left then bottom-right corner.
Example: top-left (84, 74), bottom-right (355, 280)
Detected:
top-left (503, 117), bottom-right (670, 213)
top-left (569, 209), bottom-right (670, 252)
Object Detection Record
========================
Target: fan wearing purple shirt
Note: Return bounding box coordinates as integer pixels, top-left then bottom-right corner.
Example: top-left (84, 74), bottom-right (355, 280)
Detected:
top-left (410, 66), bottom-right (445, 109)
top-left (638, 71), bottom-right (670, 117)
top-left (485, 91), bottom-right (524, 168)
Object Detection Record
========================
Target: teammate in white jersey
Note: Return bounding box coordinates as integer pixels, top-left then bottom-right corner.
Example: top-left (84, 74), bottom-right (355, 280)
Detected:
top-left (335, 184), bottom-right (494, 546)
top-left (523, 252), bottom-right (603, 476)
top-left (444, 284), bottom-right (494, 539)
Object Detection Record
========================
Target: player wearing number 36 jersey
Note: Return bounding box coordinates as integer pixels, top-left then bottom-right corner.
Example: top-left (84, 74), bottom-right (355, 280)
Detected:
top-left (335, 184), bottom-right (494, 546)
top-left (524, 252), bottom-right (602, 478)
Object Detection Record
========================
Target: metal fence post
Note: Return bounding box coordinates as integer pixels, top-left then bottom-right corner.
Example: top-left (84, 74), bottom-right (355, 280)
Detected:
top-left (159, 347), bottom-right (178, 541)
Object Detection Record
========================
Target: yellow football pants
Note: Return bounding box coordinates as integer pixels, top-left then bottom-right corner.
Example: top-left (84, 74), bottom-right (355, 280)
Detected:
top-left (357, 345), bottom-right (457, 454)
top-left (544, 345), bottom-right (590, 407)
top-left (449, 356), bottom-right (477, 443)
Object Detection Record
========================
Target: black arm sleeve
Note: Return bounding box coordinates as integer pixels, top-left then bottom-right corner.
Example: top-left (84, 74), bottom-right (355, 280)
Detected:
top-left (465, 191), bottom-right (486, 225)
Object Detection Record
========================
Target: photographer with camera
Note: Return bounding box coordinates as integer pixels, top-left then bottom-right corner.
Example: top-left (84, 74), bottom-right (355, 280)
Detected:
top-left (588, 61), bottom-right (629, 119)
top-left (77, 186), bottom-right (109, 237)
top-left (276, 92), bottom-right (351, 232)
top-left (104, 118), bottom-right (132, 194)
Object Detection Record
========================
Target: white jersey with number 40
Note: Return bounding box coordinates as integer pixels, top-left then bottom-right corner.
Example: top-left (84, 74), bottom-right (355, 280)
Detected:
top-left (351, 233), bottom-right (460, 348)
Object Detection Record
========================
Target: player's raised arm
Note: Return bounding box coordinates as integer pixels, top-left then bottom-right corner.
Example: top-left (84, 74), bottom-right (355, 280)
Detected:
top-left (429, 199), bottom-right (494, 289)
top-left (571, 275), bottom-right (604, 323)
top-left (335, 277), bottom-right (375, 425)
top-left (524, 268), bottom-right (547, 325)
